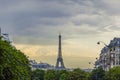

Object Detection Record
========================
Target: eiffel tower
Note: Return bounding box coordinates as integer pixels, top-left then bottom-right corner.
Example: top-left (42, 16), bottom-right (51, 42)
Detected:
top-left (55, 34), bottom-right (65, 69)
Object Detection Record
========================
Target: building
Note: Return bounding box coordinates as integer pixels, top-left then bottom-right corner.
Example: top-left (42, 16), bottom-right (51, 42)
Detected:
top-left (29, 60), bottom-right (54, 71)
top-left (83, 69), bottom-right (93, 72)
top-left (0, 28), bottom-right (12, 43)
top-left (97, 38), bottom-right (120, 71)
top-left (94, 59), bottom-right (100, 69)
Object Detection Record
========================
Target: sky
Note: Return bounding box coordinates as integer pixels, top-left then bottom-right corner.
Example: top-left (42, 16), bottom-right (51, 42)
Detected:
top-left (1, 0), bottom-right (120, 69)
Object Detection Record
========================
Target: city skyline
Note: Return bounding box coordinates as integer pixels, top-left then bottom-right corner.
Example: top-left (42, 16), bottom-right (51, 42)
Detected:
top-left (1, 0), bottom-right (120, 68)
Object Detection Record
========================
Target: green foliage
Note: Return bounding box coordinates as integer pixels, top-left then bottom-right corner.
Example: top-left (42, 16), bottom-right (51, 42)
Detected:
top-left (0, 38), bottom-right (31, 80)
top-left (59, 73), bottom-right (69, 80)
top-left (89, 67), bottom-right (105, 80)
top-left (55, 70), bottom-right (69, 80)
top-left (43, 68), bottom-right (89, 80)
top-left (69, 68), bottom-right (88, 80)
top-left (31, 68), bottom-right (89, 80)
top-left (105, 66), bottom-right (120, 80)
top-left (31, 69), bottom-right (44, 80)
top-left (44, 70), bottom-right (56, 80)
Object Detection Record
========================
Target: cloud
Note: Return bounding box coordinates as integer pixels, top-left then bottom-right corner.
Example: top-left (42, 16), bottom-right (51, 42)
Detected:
top-left (1, 0), bottom-right (120, 68)
top-left (1, 0), bottom-right (119, 44)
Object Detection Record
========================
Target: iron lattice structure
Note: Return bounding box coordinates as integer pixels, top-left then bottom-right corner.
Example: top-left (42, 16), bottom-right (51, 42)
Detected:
top-left (55, 34), bottom-right (65, 69)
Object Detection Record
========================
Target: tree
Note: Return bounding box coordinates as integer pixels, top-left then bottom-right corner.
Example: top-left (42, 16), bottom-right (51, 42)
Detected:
top-left (44, 70), bottom-right (56, 80)
top-left (69, 68), bottom-right (87, 80)
top-left (31, 69), bottom-right (44, 80)
top-left (53, 70), bottom-right (69, 80)
top-left (0, 37), bottom-right (31, 80)
top-left (59, 72), bottom-right (70, 80)
top-left (105, 66), bottom-right (120, 80)
top-left (54, 70), bottom-right (68, 80)
top-left (89, 67), bottom-right (105, 80)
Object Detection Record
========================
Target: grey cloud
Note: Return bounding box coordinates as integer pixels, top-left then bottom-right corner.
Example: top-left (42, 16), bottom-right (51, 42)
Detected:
top-left (104, 25), bottom-right (120, 31)
top-left (1, 0), bottom-right (120, 45)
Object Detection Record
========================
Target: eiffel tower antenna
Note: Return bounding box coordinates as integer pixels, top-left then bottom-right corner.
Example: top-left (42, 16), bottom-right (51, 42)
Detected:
top-left (55, 34), bottom-right (65, 69)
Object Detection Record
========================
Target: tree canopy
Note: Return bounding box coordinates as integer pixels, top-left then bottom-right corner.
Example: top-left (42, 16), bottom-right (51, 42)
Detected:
top-left (105, 66), bottom-right (120, 80)
top-left (0, 37), bottom-right (31, 80)
top-left (89, 67), bottom-right (105, 80)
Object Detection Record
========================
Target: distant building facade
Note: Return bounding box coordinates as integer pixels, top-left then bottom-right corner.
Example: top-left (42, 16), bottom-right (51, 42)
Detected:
top-left (29, 60), bottom-right (54, 70)
top-left (94, 59), bottom-right (100, 69)
top-left (0, 28), bottom-right (12, 43)
top-left (83, 69), bottom-right (93, 72)
top-left (96, 38), bottom-right (120, 71)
